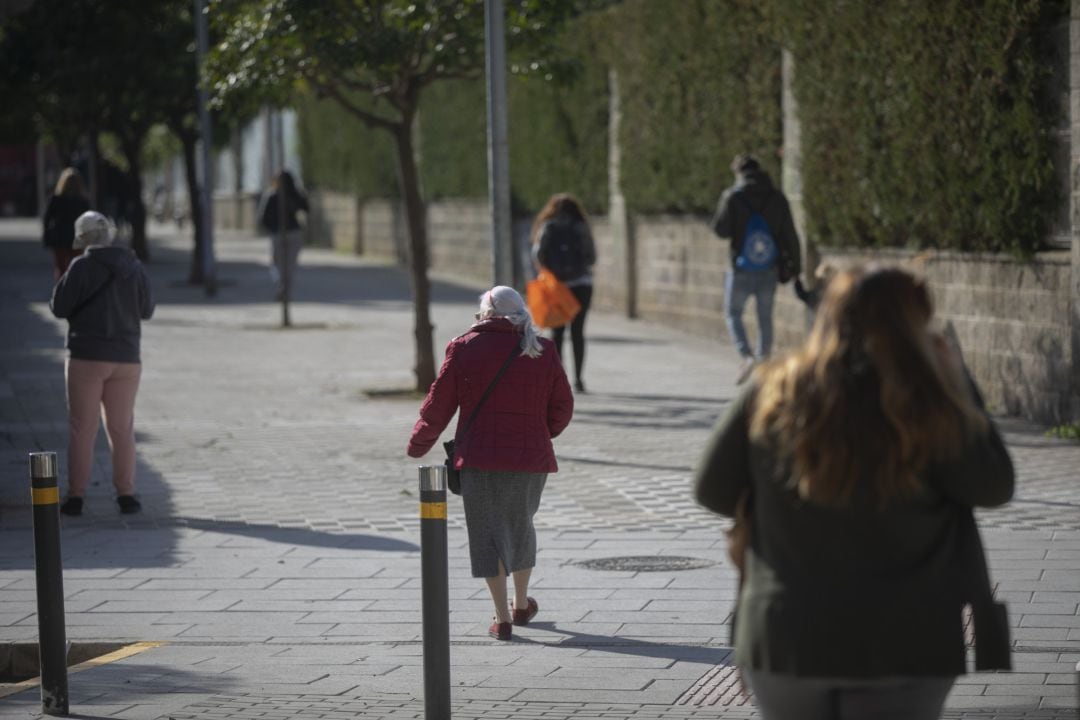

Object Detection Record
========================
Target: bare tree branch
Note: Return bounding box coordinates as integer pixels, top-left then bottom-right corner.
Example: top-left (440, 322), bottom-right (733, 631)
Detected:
top-left (309, 77), bottom-right (400, 131)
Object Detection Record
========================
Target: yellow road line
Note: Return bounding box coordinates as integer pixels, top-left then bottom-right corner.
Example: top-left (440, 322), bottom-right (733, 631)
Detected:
top-left (0, 641), bottom-right (164, 700)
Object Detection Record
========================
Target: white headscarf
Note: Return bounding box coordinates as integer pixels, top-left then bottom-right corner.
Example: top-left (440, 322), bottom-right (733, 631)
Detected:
top-left (476, 285), bottom-right (543, 358)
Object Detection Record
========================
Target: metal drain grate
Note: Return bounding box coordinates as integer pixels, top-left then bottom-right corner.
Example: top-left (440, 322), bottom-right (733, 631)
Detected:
top-left (571, 555), bottom-right (717, 572)
top-left (675, 662), bottom-right (754, 707)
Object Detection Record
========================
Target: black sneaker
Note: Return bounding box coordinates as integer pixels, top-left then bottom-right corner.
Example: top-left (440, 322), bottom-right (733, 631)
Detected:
top-left (59, 497), bottom-right (83, 517)
top-left (117, 495), bottom-right (142, 514)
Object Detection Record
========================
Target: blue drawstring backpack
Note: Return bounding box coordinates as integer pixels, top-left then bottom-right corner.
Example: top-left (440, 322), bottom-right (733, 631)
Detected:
top-left (734, 195), bottom-right (778, 272)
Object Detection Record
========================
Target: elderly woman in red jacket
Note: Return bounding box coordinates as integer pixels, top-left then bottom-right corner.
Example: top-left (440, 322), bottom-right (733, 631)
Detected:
top-left (408, 286), bottom-right (574, 641)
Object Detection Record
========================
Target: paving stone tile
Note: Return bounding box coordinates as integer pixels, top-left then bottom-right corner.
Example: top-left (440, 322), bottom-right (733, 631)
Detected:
top-left (5, 225), bottom-right (1080, 719)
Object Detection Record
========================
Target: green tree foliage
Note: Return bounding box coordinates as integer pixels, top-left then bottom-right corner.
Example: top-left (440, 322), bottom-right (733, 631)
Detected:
top-left (777, 0), bottom-right (1065, 253)
top-left (416, 78), bottom-right (488, 201)
top-left (296, 91), bottom-right (399, 197)
top-left (208, 0), bottom-right (592, 391)
top-left (262, 0), bottom-right (1068, 255)
top-left (0, 0), bottom-right (239, 270)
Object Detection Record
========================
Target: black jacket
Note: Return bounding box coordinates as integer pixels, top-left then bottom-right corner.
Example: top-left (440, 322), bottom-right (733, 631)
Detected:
top-left (260, 189), bottom-right (309, 233)
top-left (42, 194), bottom-right (91, 249)
top-left (711, 168), bottom-right (801, 280)
top-left (50, 246), bottom-right (154, 363)
top-left (694, 382), bottom-right (1014, 677)
top-left (535, 217), bottom-right (596, 282)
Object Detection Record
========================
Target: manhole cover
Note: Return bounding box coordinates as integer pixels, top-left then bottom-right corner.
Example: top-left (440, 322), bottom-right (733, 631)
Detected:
top-left (572, 555), bottom-right (716, 572)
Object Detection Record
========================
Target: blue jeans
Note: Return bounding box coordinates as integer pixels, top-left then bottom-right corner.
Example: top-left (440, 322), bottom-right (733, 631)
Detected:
top-left (745, 670), bottom-right (954, 720)
top-left (724, 268), bottom-right (778, 359)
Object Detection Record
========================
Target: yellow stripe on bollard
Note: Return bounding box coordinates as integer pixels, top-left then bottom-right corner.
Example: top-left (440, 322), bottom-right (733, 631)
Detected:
top-left (420, 502), bottom-right (447, 520)
top-left (31, 487), bottom-right (59, 505)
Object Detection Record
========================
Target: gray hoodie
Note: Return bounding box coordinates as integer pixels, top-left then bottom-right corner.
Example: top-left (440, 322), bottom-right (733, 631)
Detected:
top-left (50, 246), bottom-right (154, 363)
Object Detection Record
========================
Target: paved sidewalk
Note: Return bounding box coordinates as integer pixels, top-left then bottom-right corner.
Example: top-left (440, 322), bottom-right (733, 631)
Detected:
top-left (0, 219), bottom-right (1078, 719)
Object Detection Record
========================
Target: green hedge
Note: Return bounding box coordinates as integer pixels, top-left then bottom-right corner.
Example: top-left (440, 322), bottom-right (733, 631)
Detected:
top-left (295, 91), bottom-right (399, 197)
top-left (603, 0), bottom-right (783, 214)
top-left (779, 0), bottom-right (1065, 253)
top-left (297, 0), bottom-right (1066, 251)
top-left (298, 27), bottom-right (610, 214)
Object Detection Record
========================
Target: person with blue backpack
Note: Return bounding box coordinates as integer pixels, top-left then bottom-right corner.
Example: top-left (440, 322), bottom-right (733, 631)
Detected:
top-left (711, 155), bottom-right (801, 383)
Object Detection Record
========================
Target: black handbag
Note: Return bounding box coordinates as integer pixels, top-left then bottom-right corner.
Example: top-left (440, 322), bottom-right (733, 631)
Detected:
top-left (444, 343), bottom-right (519, 495)
top-left (957, 505), bottom-right (1012, 670)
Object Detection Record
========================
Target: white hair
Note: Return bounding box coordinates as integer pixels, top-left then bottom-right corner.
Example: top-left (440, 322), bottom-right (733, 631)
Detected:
top-left (476, 286), bottom-right (543, 358)
top-left (73, 211), bottom-right (115, 249)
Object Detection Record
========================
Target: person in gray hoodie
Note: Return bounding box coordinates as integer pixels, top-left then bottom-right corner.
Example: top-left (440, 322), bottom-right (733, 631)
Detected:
top-left (50, 211), bottom-right (154, 516)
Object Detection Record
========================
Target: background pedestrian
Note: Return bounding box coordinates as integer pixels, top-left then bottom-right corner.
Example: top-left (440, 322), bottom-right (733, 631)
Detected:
top-left (531, 193), bottom-right (596, 393)
top-left (42, 167), bottom-right (91, 280)
top-left (50, 211), bottom-right (155, 516)
top-left (259, 169), bottom-right (309, 300)
top-left (710, 155), bottom-right (801, 383)
top-left (694, 264), bottom-right (1014, 720)
top-left (407, 286), bottom-right (574, 641)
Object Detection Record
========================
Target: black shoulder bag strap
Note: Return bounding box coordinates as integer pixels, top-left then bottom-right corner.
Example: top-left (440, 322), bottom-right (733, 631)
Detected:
top-left (458, 342), bottom-right (520, 442)
top-left (68, 271), bottom-right (116, 318)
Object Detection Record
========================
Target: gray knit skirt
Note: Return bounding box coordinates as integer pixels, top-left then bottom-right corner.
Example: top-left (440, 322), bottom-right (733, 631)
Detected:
top-left (460, 469), bottom-right (547, 578)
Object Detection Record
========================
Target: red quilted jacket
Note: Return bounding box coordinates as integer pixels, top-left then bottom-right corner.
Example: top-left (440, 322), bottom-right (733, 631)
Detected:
top-left (407, 318), bottom-right (574, 472)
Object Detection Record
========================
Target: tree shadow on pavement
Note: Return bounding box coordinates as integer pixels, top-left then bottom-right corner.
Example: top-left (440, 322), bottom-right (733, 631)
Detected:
top-left (170, 517), bottom-right (419, 552)
top-left (145, 236), bottom-right (481, 309)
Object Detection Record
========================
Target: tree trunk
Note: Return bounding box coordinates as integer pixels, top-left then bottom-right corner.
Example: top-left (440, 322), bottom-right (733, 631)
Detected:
top-left (120, 134), bottom-right (149, 262)
top-left (179, 130), bottom-right (204, 285)
top-left (393, 114), bottom-right (436, 392)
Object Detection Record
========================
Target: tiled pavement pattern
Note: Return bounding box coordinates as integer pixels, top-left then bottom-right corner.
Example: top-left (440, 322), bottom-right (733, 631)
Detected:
top-left (1, 219), bottom-right (1078, 719)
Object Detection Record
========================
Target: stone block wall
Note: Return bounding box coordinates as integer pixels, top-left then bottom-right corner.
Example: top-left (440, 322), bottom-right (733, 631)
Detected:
top-left (211, 193), bottom-right (259, 232)
top-left (427, 201), bottom-right (491, 287)
top-left (214, 190), bottom-right (1074, 423)
top-left (804, 249), bottom-right (1074, 422)
top-left (607, 216), bottom-right (807, 349)
top-left (307, 190), bottom-right (361, 253)
top-left (356, 199), bottom-right (406, 263)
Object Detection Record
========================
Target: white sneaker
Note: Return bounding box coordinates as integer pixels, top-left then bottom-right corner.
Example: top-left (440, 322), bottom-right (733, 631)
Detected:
top-left (735, 357), bottom-right (756, 385)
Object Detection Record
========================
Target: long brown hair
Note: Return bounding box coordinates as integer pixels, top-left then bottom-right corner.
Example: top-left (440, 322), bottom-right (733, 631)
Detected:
top-left (749, 265), bottom-right (988, 505)
top-left (530, 192), bottom-right (588, 244)
top-left (54, 167), bottom-right (87, 198)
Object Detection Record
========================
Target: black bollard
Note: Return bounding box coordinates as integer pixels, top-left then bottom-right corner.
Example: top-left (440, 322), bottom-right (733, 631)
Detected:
top-left (29, 452), bottom-right (69, 716)
top-left (418, 465), bottom-right (451, 720)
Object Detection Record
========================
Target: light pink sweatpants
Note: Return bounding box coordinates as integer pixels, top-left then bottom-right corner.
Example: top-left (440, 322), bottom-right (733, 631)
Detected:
top-left (65, 358), bottom-right (142, 497)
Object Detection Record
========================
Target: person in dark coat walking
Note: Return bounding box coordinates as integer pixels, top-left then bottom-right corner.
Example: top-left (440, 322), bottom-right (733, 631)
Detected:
top-left (42, 167), bottom-right (91, 280)
top-left (531, 193), bottom-right (596, 393)
top-left (408, 286), bottom-right (574, 641)
top-left (50, 211), bottom-right (155, 516)
top-left (259, 169), bottom-right (309, 300)
top-left (711, 155), bottom-right (801, 383)
top-left (694, 265), bottom-right (1014, 720)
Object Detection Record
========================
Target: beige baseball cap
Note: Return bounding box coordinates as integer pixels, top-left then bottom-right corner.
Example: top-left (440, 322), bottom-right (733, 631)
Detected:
top-left (73, 211), bottom-right (114, 249)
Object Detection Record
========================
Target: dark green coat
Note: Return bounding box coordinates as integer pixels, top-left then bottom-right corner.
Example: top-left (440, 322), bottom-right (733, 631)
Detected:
top-left (693, 384), bottom-right (1014, 678)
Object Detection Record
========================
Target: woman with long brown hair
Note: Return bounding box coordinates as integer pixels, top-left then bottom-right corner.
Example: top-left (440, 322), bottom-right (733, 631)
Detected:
top-left (42, 167), bottom-right (91, 280)
top-left (531, 193), bottom-right (596, 392)
top-left (694, 265), bottom-right (1014, 719)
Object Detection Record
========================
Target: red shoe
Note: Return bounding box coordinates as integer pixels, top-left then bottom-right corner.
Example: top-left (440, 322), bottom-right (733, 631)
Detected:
top-left (488, 620), bottom-right (512, 641)
top-left (512, 597), bottom-right (538, 626)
